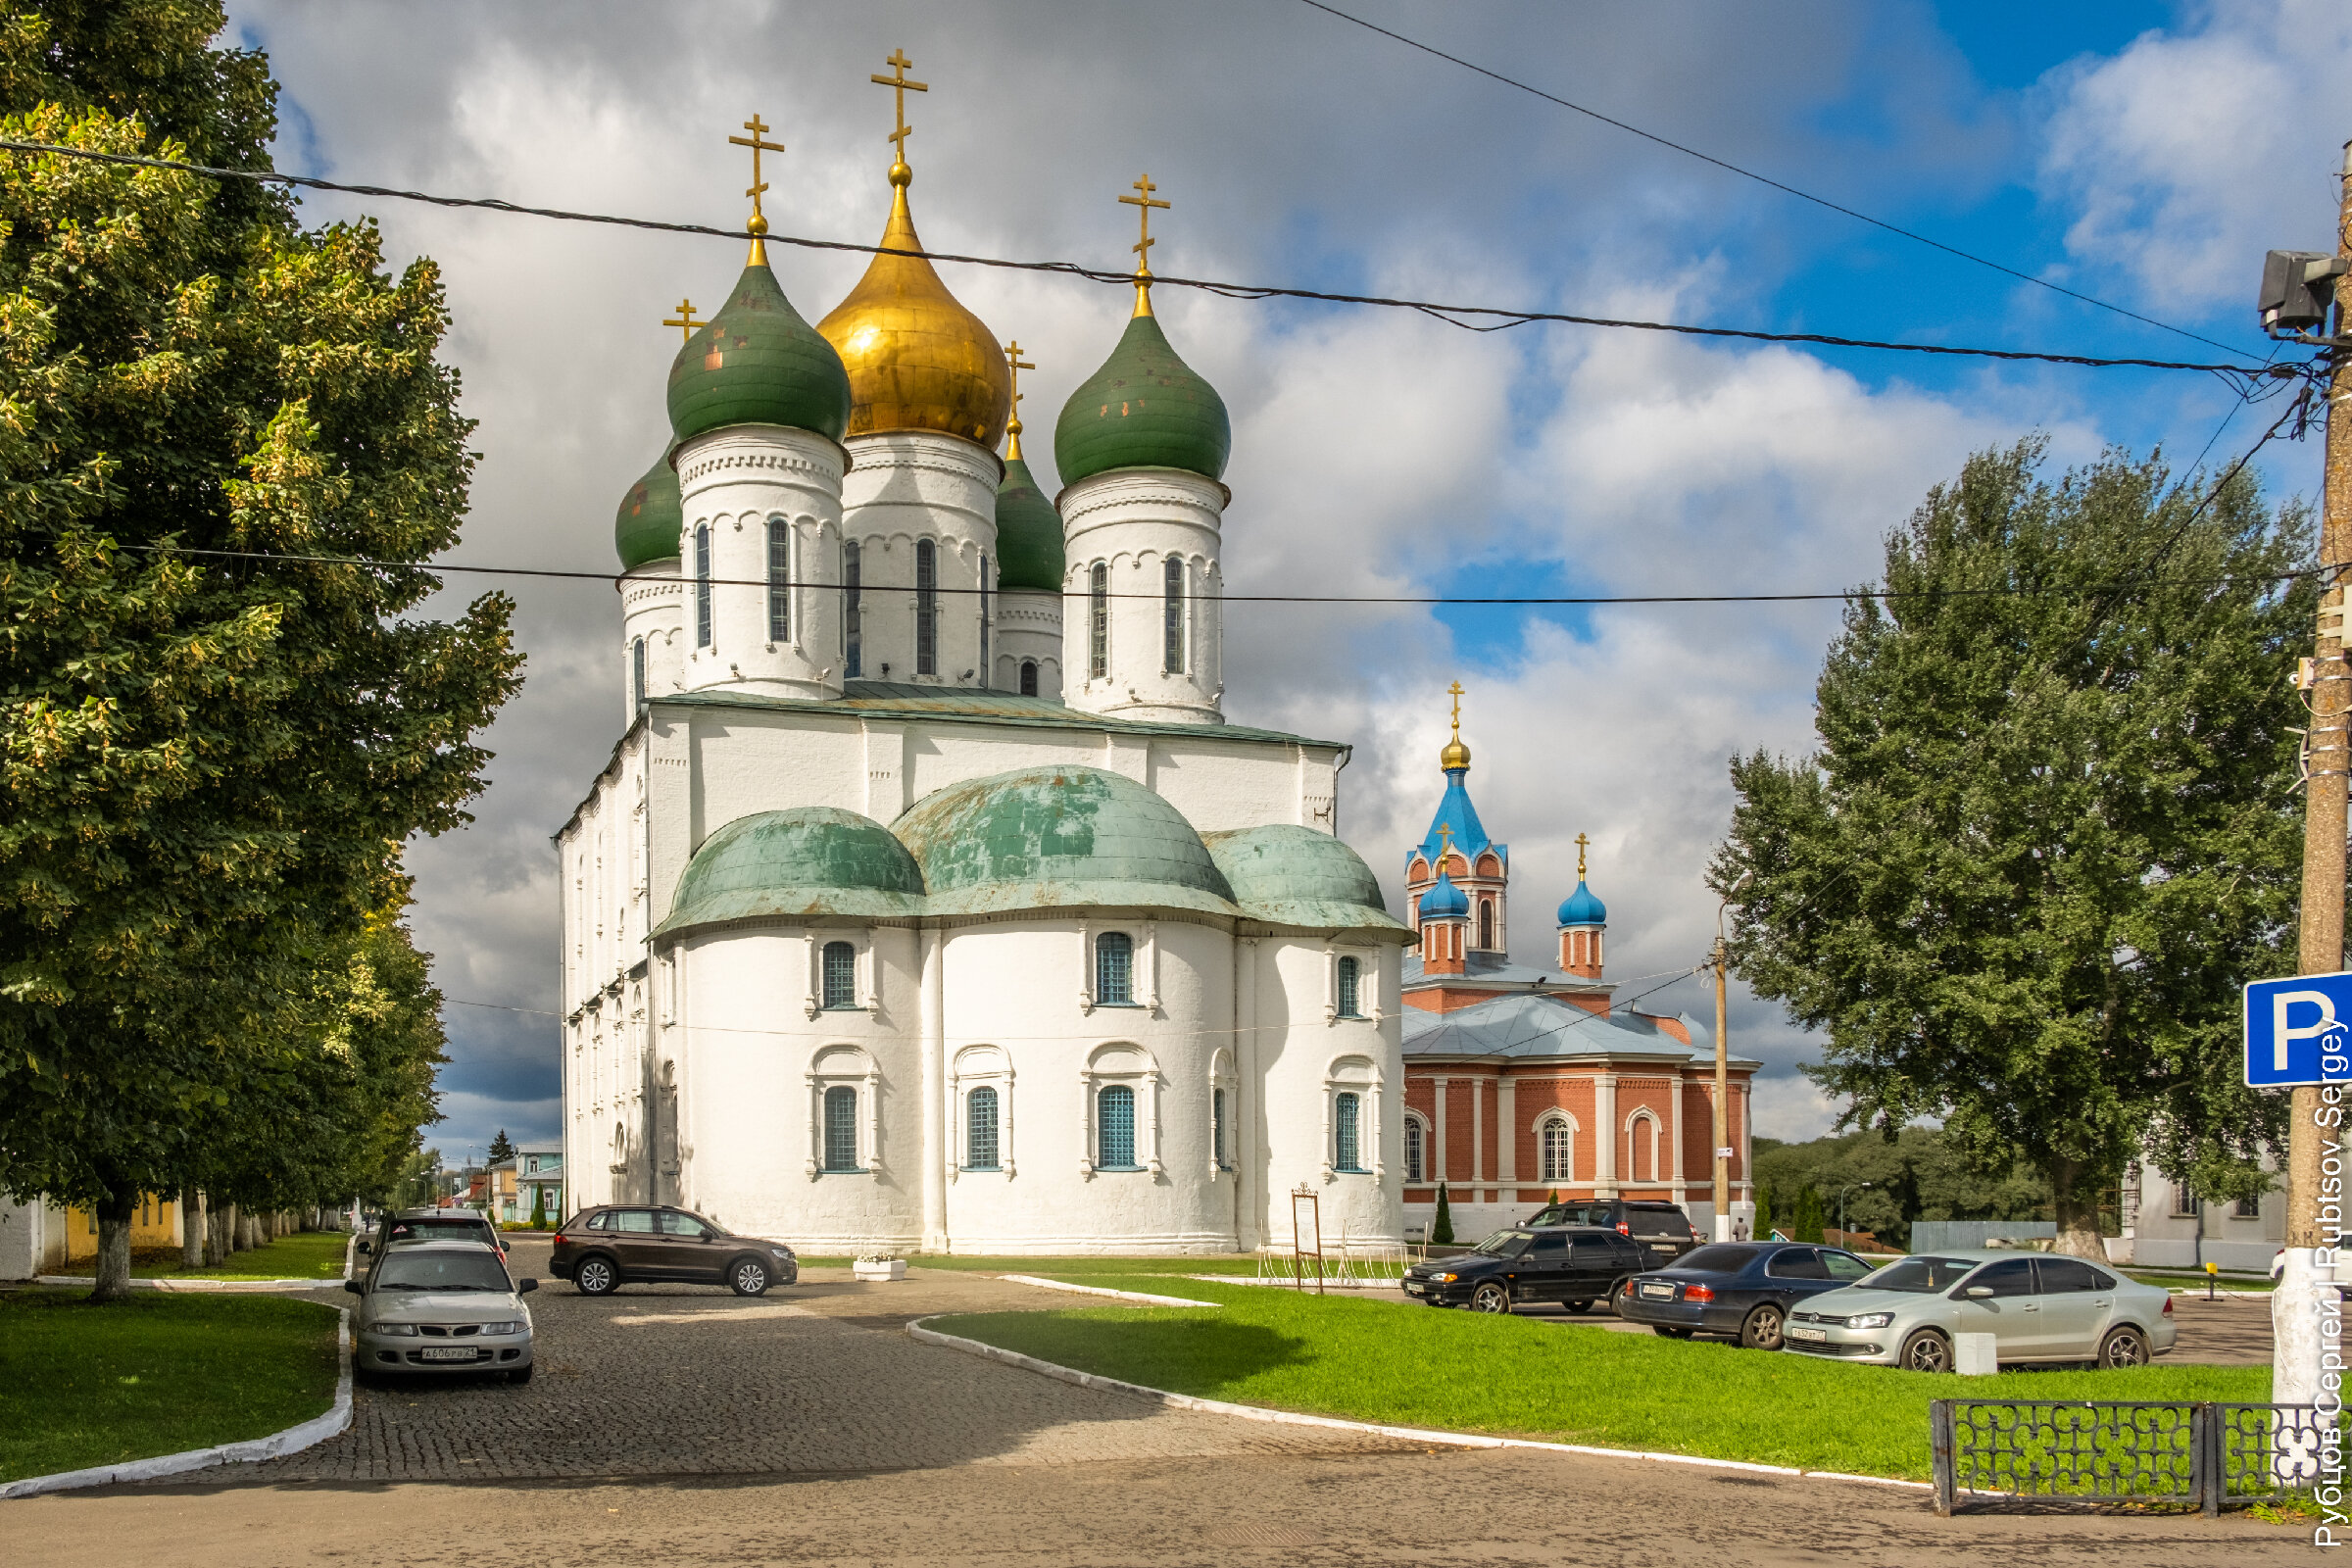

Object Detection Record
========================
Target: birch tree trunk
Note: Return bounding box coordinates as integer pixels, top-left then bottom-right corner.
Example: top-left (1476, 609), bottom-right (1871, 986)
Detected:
top-left (91, 1187), bottom-right (134, 1302)
top-left (180, 1188), bottom-right (204, 1270)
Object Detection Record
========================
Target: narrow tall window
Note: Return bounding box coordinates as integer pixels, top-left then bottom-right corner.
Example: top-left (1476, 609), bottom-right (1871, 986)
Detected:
top-left (693, 523), bottom-right (712, 648)
top-left (843, 541), bottom-right (862, 677)
top-left (1019, 660), bottom-right (1038, 697)
top-left (1542, 1120), bottom-right (1571, 1182)
top-left (1089, 562), bottom-right (1108, 678)
top-left (979, 550), bottom-right (990, 682)
top-left (1098, 1084), bottom-right (1136, 1168)
top-left (1335, 1092), bottom-right (1363, 1173)
top-left (1404, 1118), bottom-right (1425, 1182)
top-left (821, 941), bottom-right (856, 1010)
top-left (1213, 1086), bottom-right (1229, 1170)
top-left (966, 1085), bottom-right (1001, 1170)
top-left (631, 636), bottom-right (647, 710)
top-left (915, 539), bottom-right (937, 675)
top-left (1162, 556), bottom-right (1186, 674)
top-left (1478, 899), bottom-right (1494, 951)
top-left (822, 1086), bottom-right (858, 1172)
top-left (1095, 931), bottom-right (1133, 1004)
top-left (766, 518), bottom-right (791, 644)
top-left (1336, 956), bottom-right (1361, 1018)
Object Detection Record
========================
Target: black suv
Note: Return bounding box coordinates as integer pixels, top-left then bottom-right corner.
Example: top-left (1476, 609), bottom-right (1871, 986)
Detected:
top-left (1521, 1200), bottom-right (1701, 1265)
top-left (551, 1204), bottom-right (798, 1297)
top-left (1403, 1225), bottom-right (1647, 1314)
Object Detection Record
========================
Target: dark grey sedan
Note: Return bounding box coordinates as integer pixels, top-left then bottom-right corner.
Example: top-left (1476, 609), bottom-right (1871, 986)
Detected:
top-left (1613, 1242), bottom-right (1879, 1348)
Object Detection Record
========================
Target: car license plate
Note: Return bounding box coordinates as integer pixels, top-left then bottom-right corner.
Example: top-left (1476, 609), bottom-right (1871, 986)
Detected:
top-left (1403, 1281), bottom-right (1423, 1294)
top-left (1640, 1284), bottom-right (1673, 1299)
top-left (419, 1347), bottom-right (479, 1361)
top-left (1788, 1326), bottom-right (1828, 1343)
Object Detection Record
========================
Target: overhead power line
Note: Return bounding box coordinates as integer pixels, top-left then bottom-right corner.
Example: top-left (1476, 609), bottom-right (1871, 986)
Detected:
top-left (1296, 0), bottom-right (2248, 360)
top-left (0, 137), bottom-right (2288, 385)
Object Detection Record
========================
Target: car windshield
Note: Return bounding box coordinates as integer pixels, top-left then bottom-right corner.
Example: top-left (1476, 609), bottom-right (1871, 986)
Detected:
top-left (1863, 1255), bottom-right (1980, 1294)
top-left (1671, 1244), bottom-right (1764, 1274)
top-left (373, 1251), bottom-right (512, 1294)
top-left (1473, 1230), bottom-right (1535, 1259)
top-left (388, 1220), bottom-right (486, 1243)
top-left (1529, 1203), bottom-right (1608, 1227)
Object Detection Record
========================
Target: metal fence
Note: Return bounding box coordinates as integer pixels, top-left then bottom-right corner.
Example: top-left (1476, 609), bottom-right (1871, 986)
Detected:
top-left (1931, 1399), bottom-right (2332, 1515)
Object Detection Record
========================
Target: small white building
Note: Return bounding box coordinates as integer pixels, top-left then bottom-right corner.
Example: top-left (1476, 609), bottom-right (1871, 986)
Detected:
top-left (2114, 1158), bottom-right (2283, 1272)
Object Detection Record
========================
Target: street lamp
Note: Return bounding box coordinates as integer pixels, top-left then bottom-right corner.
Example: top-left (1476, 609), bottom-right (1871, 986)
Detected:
top-left (1838, 1181), bottom-right (1873, 1248)
top-left (1711, 872), bottom-right (1753, 1242)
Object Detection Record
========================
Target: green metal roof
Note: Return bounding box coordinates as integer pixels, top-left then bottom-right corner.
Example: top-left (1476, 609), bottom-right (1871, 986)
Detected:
top-left (614, 452), bottom-right (682, 571)
top-left (1203, 824), bottom-right (1412, 938)
top-left (994, 454), bottom-right (1064, 592)
top-left (1054, 311), bottom-right (1231, 487)
top-left (653, 807), bottom-right (924, 939)
top-left (892, 764), bottom-right (1239, 918)
top-left (656, 681), bottom-right (1348, 751)
top-left (667, 263), bottom-right (853, 444)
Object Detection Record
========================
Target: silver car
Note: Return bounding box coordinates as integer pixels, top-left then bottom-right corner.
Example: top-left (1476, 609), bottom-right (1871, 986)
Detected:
top-left (345, 1240), bottom-right (538, 1384)
top-left (1782, 1249), bottom-right (2178, 1371)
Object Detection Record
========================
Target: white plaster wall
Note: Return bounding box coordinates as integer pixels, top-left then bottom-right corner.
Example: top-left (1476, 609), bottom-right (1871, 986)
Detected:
top-left (0, 1195), bottom-right (46, 1281)
top-left (1059, 468), bottom-right (1225, 724)
top-left (1250, 938), bottom-right (1405, 1251)
top-left (675, 424), bottom-right (847, 700)
top-left (994, 587), bottom-right (1064, 700)
top-left (841, 431), bottom-right (1000, 688)
top-left (619, 561), bottom-right (685, 726)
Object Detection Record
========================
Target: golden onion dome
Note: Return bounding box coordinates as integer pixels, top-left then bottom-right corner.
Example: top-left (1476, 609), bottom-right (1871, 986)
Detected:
top-left (1440, 735), bottom-right (1472, 771)
top-left (816, 166), bottom-right (1011, 449)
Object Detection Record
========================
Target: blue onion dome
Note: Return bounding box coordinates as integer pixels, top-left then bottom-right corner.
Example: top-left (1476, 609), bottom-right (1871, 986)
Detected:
top-left (1419, 870), bottom-right (1470, 920)
top-left (994, 453), bottom-right (1064, 592)
top-left (653, 808), bottom-right (924, 938)
top-left (614, 452), bottom-right (682, 571)
top-left (1053, 309), bottom-right (1231, 486)
top-left (667, 263), bottom-right (853, 444)
top-left (1557, 880), bottom-right (1607, 927)
top-left (1203, 825), bottom-right (1410, 935)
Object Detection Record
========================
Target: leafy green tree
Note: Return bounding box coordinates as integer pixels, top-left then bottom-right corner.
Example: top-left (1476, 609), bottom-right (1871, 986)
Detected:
top-left (1752, 1126), bottom-right (2052, 1250)
top-left (487, 1129), bottom-right (515, 1165)
top-left (1793, 1186), bottom-right (1826, 1244)
top-left (528, 1184), bottom-right (547, 1230)
top-left (1433, 1183), bottom-right (1454, 1246)
top-left (0, 4), bottom-right (519, 1299)
top-left (1753, 1183), bottom-right (1776, 1241)
top-left (1715, 441), bottom-right (2312, 1259)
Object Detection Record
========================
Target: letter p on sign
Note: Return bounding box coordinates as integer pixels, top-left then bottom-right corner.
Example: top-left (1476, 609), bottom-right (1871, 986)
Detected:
top-left (2246, 973), bottom-right (2352, 1087)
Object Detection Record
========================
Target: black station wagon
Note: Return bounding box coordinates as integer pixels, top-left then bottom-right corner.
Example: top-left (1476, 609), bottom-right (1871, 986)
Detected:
top-left (1403, 1225), bottom-right (1648, 1314)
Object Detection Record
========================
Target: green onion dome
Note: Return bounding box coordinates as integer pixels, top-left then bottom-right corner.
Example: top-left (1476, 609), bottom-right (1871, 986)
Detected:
top-left (994, 454), bottom-right (1065, 592)
top-left (666, 263), bottom-right (853, 445)
top-left (652, 807), bottom-right (924, 939)
top-left (614, 452), bottom-right (682, 572)
top-left (1203, 825), bottom-right (1410, 936)
top-left (1053, 309), bottom-right (1231, 487)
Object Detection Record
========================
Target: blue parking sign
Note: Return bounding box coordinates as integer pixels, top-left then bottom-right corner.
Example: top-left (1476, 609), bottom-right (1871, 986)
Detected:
top-left (2244, 971), bottom-right (2352, 1086)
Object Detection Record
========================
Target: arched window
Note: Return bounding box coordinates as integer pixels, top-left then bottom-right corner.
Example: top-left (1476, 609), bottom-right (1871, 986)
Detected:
top-left (914, 539), bottom-right (938, 675)
top-left (1019, 660), bottom-right (1038, 697)
top-left (1212, 1086), bottom-right (1229, 1170)
top-left (966, 1085), bottom-right (1000, 1170)
top-left (1095, 931), bottom-right (1134, 1005)
top-left (1336, 956), bottom-right (1361, 1018)
top-left (1540, 1117), bottom-right (1574, 1183)
top-left (979, 550), bottom-right (990, 679)
top-left (821, 1085), bottom-right (858, 1171)
top-left (766, 517), bottom-right (791, 643)
top-left (631, 636), bottom-right (646, 710)
top-left (1478, 899), bottom-right (1494, 951)
top-left (1628, 1113), bottom-right (1657, 1183)
top-left (1162, 556), bottom-right (1185, 674)
top-left (1403, 1116), bottom-right (1425, 1182)
top-left (821, 941), bottom-right (856, 1010)
top-left (693, 523), bottom-right (712, 648)
top-left (843, 540), bottom-right (862, 677)
top-left (1334, 1091), bottom-right (1364, 1173)
top-left (1089, 563), bottom-right (1108, 678)
top-left (1097, 1083), bottom-right (1137, 1168)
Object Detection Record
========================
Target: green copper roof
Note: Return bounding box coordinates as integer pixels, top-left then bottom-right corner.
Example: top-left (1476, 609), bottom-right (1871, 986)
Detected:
top-left (614, 452), bottom-right (682, 571)
top-left (653, 807), bottom-right (924, 938)
top-left (994, 455), bottom-right (1064, 592)
top-left (892, 764), bottom-right (1238, 918)
top-left (667, 263), bottom-right (853, 445)
top-left (1204, 825), bottom-right (1413, 937)
top-left (1054, 312), bottom-right (1231, 486)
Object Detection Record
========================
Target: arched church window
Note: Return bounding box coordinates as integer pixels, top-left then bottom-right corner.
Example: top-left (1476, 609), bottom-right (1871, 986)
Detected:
top-left (843, 540), bottom-right (862, 677)
top-left (966, 1086), bottom-right (1000, 1170)
top-left (693, 523), bottom-right (712, 648)
top-left (822, 1086), bottom-right (859, 1172)
top-left (1095, 931), bottom-right (1134, 1005)
top-left (766, 518), bottom-right (791, 643)
top-left (1089, 563), bottom-right (1108, 678)
top-left (1336, 956), bottom-right (1361, 1018)
top-left (821, 941), bottom-right (856, 1010)
top-left (1478, 899), bottom-right (1494, 951)
top-left (915, 540), bottom-right (938, 676)
top-left (1097, 1083), bottom-right (1137, 1169)
top-left (1162, 556), bottom-right (1185, 674)
top-left (1212, 1086), bottom-right (1229, 1170)
top-left (1403, 1116), bottom-right (1425, 1182)
top-left (1541, 1117), bottom-right (1573, 1183)
top-left (631, 636), bottom-right (646, 711)
top-left (1019, 660), bottom-right (1038, 697)
top-left (1334, 1092), bottom-right (1365, 1173)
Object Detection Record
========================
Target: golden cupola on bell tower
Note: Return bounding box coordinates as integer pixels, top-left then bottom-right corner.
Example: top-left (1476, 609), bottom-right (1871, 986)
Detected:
top-left (816, 49), bottom-right (1012, 451)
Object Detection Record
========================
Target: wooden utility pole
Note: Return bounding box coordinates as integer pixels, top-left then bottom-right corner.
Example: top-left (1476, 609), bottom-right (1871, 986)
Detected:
top-left (2278, 138), bottom-right (2352, 1412)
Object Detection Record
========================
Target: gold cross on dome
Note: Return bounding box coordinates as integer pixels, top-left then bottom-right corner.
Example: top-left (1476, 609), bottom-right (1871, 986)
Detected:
top-left (1576, 832), bottom-right (1590, 879)
top-left (662, 298), bottom-right (702, 342)
top-left (1446, 679), bottom-right (1464, 741)
top-left (728, 113), bottom-right (786, 261)
top-left (1003, 339), bottom-right (1035, 457)
top-left (871, 48), bottom-right (928, 167)
top-left (1436, 823), bottom-right (1454, 875)
top-left (1119, 172), bottom-right (1170, 277)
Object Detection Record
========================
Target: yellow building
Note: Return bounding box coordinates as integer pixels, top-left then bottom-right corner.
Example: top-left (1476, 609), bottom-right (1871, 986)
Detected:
top-left (63, 1193), bottom-right (183, 1261)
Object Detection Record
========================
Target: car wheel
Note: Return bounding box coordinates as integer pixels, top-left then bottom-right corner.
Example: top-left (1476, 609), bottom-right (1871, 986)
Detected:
top-left (1562, 1298), bottom-right (1593, 1315)
top-left (2098, 1325), bottom-right (2150, 1368)
top-left (1740, 1303), bottom-right (1787, 1351)
top-left (1653, 1326), bottom-right (1694, 1339)
top-left (1898, 1328), bottom-right (1953, 1373)
top-left (1607, 1280), bottom-right (1634, 1315)
top-left (730, 1258), bottom-right (771, 1298)
top-left (1468, 1281), bottom-right (1511, 1313)
top-left (574, 1255), bottom-right (618, 1296)
top-left (507, 1363), bottom-right (534, 1386)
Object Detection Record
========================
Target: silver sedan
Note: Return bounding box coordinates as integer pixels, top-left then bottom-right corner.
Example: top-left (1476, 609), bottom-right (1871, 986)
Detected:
top-left (1781, 1249), bottom-right (2178, 1371)
top-left (345, 1240), bottom-right (539, 1383)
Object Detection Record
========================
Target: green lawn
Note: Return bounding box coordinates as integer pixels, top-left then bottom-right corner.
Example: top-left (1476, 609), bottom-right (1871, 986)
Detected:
top-left (796, 1254), bottom-right (1269, 1276)
top-left (933, 1273), bottom-right (2270, 1482)
top-left (0, 1289), bottom-right (341, 1482)
top-left (63, 1230), bottom-right (354, 1282)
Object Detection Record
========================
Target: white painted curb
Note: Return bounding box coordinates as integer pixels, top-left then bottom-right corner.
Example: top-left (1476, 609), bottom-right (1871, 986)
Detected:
top-left (906, 1316), bottom-right (1932, 1494)
top-left (996, 1274), bottom-right (1219, 1308)
top-left (33, 1276), bottom-right (326, 1293)
top-left (1, 1307), bottom-right (354, 1499)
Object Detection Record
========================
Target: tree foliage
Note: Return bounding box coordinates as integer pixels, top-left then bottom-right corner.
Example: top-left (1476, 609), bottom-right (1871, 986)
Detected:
top-left (1752, 1128), bottom-right (2051, 1250)
top-left (1713, 440), bottom-right (2314, 1255)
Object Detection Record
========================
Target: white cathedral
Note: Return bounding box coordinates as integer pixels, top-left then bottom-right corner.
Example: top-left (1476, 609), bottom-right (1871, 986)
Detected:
top-left (557, 104), bottom-right (1413, 1254)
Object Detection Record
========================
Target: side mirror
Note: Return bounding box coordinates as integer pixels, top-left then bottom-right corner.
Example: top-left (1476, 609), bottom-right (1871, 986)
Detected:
top-left (343, 1279), bottom-right (364, 1295)
top-left (1965, 1285), bottom-right (1994, 1298)
top-left (518, 1278), bottom-right (539, 1294)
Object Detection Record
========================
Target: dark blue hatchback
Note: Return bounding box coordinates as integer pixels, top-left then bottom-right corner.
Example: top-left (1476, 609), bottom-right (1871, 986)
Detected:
top-left (1614, 1242), bottom-right (1879, 1349)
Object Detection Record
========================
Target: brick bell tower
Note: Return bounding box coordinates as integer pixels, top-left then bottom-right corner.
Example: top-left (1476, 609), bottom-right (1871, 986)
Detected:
top-left (1403, 683), bottom-right (1509, 954)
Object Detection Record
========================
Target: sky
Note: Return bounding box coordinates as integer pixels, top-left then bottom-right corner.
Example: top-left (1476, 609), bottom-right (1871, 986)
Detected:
top-left (223, 0), bottom-right (2352, 1167)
